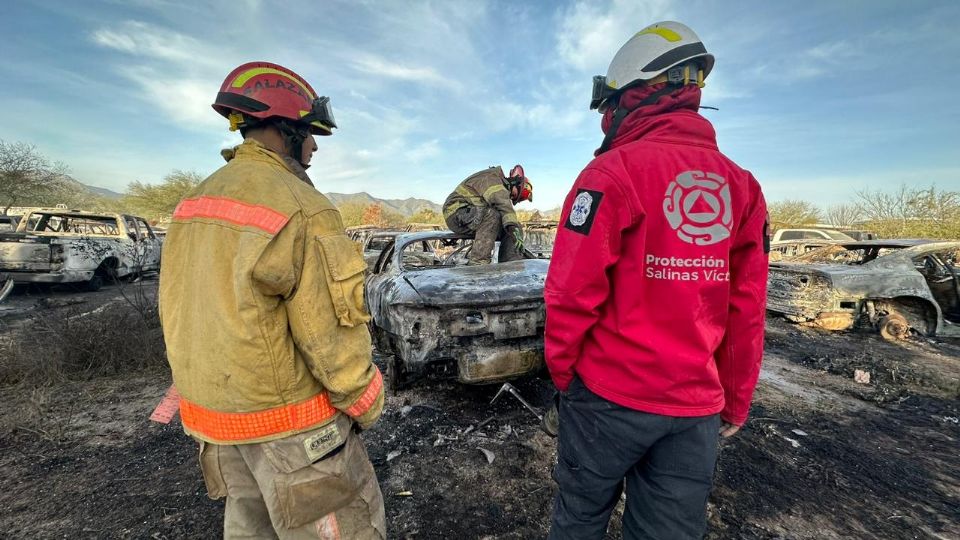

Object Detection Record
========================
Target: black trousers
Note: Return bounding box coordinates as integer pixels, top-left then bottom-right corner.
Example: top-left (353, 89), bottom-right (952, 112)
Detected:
top-left (548, 377), bottom-right (721, 540)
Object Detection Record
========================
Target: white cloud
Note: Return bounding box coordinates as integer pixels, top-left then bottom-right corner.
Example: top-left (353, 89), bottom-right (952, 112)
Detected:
top-left (90, 20), bottom-right (238, 133)
top-left (556, 0), bottom-right (675, 72)
top-left (350, 53), bottom-right (459, 91)
top-left (92, 21), bottom-right (219, 68)
top-left (408, 139), bottom-right (441, 162)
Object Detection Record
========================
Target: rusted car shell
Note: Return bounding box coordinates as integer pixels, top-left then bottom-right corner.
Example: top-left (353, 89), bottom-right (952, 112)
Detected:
top-left (366, 231), bottom-right (547, 386)
top-left (767, 240), bottom-right (960, 337)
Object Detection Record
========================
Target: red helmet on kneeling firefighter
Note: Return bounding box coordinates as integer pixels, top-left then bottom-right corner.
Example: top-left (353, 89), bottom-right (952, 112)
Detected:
top-left (212, 61), bottom-right (337, 169)
top-left (505, 164), bottom-right (533, 204)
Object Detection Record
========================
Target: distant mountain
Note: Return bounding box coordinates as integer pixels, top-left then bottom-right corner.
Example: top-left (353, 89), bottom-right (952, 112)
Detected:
top-left (57, 174), bottom-right (124, 199)
top-left (82, 183), bottom-right (123, 199)
top-left (324, 192), bottom-right (441, 216)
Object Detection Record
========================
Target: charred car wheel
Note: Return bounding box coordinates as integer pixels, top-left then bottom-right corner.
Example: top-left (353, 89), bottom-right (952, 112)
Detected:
top-left (879, 313), bottom-right (910, 341)
top-left (83, 274), bottom-right (103, 292)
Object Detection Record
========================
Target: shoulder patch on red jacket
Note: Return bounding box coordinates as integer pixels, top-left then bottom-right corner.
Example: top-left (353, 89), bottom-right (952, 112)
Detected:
top-left (564, 189), bottom-right (604, 236)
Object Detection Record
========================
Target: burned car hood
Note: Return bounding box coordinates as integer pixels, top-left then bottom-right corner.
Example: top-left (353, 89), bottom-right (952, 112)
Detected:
top-left (770, 263), bottom-right (864, 278)
top-left (401, 259), bottom-right (548, 306)
top-left (769, 259), bottom-right (928, 297)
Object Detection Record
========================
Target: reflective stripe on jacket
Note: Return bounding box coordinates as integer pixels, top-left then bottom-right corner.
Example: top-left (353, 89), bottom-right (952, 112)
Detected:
top-left (159, 139), bottom-right (384, 444)
top-left (442, 166), bottom-right (520, 227)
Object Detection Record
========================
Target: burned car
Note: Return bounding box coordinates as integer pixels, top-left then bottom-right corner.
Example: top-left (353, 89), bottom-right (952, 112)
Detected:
top-left (0, 209), bottom-right (161, 291)
top-left (768, 239), bottom-right (837, 262)
top-left (361, 230), bottom-right (404, 269)
top-left (345, 225), bottom-right (385, 245)
top-left (365, 231), bottom-right (547, 389)
top-left (767, 240), bottom-right (960, 340)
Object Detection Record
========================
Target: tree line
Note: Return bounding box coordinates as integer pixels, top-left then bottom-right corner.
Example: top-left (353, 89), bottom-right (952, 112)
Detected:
top-left (4, 139), bottom-right (958, 238)
top-left (769, 185), bottom-right (960, 239)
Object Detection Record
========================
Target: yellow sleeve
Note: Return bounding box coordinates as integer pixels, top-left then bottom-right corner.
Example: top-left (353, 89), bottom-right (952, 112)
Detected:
top-left (282, 209), bottom-right (384, 428)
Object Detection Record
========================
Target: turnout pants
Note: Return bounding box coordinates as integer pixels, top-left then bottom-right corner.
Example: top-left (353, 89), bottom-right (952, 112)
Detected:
top-left (445, 206), bottom-right (523, 264)
top-left (549, 377), bottom-right (721, 540)
top-left (197, 416), bottom-right (386, 539)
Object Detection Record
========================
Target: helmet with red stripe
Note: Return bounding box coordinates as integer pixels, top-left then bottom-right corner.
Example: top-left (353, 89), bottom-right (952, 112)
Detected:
top-left (212, 61), bottom-right (336, 136)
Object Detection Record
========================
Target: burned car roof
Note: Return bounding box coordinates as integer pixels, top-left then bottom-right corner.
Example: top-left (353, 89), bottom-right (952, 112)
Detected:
top-left (376, 231), bottom-right (548, 307)
top-left (774, 239), bottom-right (952, 267)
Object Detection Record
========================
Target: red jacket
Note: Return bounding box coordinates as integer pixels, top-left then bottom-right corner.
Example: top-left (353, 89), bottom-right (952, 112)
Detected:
top-left (545, 85), bottom-right (768, 425)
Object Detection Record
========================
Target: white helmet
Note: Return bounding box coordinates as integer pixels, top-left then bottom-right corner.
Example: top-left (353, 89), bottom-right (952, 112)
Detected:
top-left (591, 21), bottom-right (714, 111)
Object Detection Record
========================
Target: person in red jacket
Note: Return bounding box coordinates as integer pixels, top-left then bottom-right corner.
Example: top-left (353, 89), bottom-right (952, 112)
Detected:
top-left (545, 21), bottom-right (769, 540)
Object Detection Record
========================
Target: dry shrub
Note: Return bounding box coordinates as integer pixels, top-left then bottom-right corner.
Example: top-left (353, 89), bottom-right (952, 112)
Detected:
top-left (0, 303), bottom-right (167, 387)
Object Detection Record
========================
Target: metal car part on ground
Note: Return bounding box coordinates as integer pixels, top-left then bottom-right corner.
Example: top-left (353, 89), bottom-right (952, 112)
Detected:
top-left (0, 209), bottom-right (162, 291)
top-left (766, 240), bottom-right (960, 340)
top-left (364, 231), bottom-right (547, 389)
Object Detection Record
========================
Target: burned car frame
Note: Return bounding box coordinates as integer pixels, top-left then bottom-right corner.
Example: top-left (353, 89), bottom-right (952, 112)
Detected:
top-left (361, 230), bottom-right (405, 270)
top-left (767, 240), bottom-right (960, 340)
top-left (365, 231), bottom-right (547, 389)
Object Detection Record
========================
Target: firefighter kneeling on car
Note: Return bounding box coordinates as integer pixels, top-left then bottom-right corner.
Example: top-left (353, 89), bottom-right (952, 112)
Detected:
top-left (443, 165), bottom-right (534, 265)
top-left (160, 61), bottom-right (386, 539)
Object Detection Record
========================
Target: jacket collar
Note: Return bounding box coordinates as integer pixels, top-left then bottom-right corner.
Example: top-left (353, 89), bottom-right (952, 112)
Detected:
top-left (596, 85), bottom-right (718, 155)
top-left (226, 140), bottom-right (314, 186)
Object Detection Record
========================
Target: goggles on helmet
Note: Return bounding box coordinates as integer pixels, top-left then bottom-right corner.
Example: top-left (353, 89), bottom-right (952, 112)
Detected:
top-left (591, 75), bottom-right (620, 111)
top-left (300, 96), bottom-right (337, 132)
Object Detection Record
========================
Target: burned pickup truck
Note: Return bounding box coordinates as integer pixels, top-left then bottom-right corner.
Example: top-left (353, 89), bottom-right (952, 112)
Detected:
top-left (365, 231), bottom-right (548, 389)
top-left (0, 209), bottom-right (162, 291)
top-left (767, 240), bottom-right (960, 340)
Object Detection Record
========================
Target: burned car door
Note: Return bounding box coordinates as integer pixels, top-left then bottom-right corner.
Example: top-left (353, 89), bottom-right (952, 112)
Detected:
top-left (915, 251), bottom-right (960, 321)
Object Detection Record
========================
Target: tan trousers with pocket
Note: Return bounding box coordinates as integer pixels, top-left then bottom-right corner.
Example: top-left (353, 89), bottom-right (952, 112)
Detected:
top-left (197, 416), bottom-right (386, 539)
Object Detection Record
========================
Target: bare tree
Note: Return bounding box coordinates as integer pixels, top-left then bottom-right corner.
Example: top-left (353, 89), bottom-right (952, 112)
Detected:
top-left (0, 140), bottom-right (68, 215)
top-left (767, 199), bottom-right (822, 227)
top-left (856, 184), bottom-right (960, 238)
top-left (824, 203), bottom-right (862, 228)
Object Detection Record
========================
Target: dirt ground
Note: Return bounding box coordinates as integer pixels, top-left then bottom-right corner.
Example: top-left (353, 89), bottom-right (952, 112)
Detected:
top-left (0, 281), bottom-right (957, 539)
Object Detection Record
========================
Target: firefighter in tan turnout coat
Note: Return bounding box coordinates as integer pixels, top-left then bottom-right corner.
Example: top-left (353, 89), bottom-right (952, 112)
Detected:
top-left (443, 165), bottom-right (534, 264)
top-left (159, 61), bottom-right (385, 539)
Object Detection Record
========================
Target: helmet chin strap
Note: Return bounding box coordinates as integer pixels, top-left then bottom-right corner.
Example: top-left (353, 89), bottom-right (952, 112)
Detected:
top-left (276, 120), bottom-right (309, 169)
top-left (596, 83), bottom-right (680, 155)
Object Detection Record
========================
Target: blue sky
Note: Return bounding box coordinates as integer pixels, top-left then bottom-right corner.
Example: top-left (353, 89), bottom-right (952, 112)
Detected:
top-left (2, 0), bottom-right (959, 211)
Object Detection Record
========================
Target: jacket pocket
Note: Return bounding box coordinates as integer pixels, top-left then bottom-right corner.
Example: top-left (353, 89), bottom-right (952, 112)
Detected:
top-left (316, 234), bottom-right (371, 327)
top-left (197, 441), bottom-right (228, 500)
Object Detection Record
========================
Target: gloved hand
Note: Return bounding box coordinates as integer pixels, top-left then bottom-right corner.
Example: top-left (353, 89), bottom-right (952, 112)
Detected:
top-left (506, 225), bottom-right (524, 251)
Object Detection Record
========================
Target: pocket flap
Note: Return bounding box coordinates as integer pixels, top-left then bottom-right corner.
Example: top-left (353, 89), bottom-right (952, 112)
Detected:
top-left (317, 235), bottom-right (366, 281)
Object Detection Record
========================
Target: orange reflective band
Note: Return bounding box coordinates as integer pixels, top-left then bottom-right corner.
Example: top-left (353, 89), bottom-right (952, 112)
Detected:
top-left (345, 367), bottom-right (383, 418)
top-left (174, 196), bottom-right (289, 235)
top-left (179, 392), bottom-right (337, 442)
